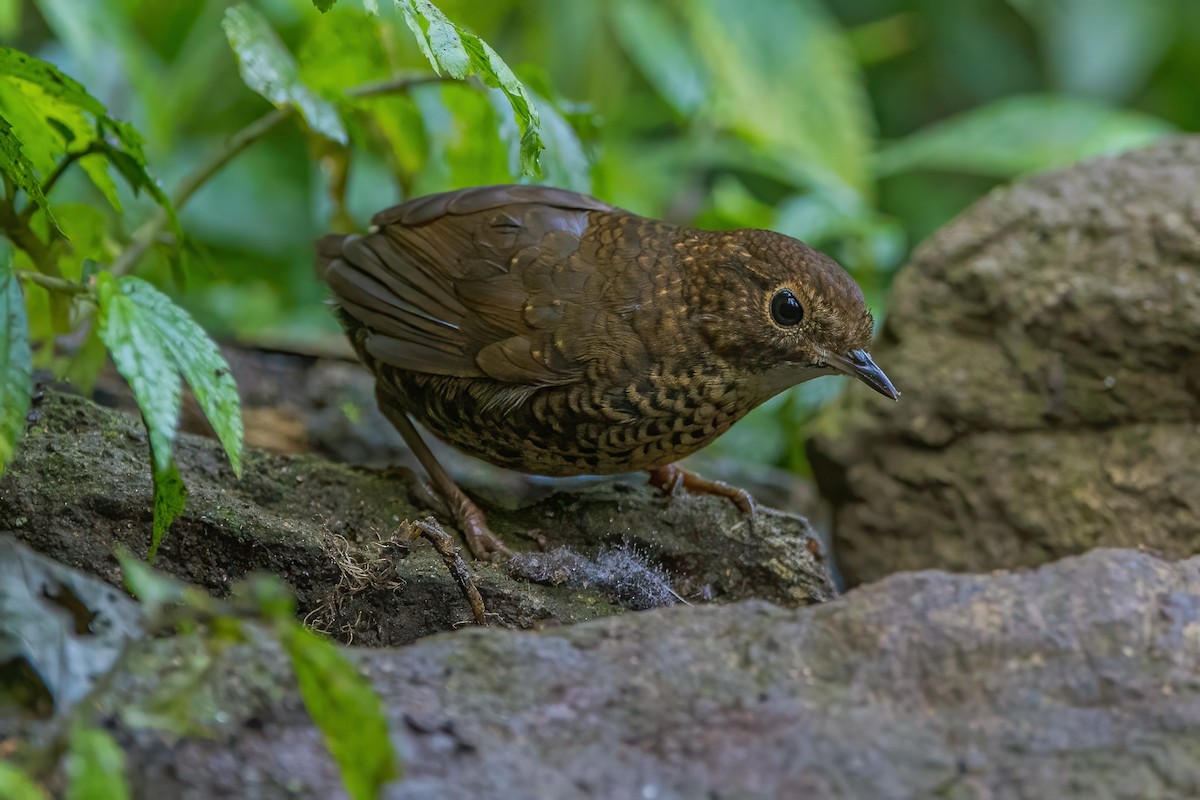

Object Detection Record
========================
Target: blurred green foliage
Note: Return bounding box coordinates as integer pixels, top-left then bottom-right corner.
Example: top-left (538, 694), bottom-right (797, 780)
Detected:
top-left (2, 0), bottom-right (1197, 474)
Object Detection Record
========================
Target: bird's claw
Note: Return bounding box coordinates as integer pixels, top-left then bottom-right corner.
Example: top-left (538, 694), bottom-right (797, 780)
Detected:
top-left (647, 464), bottom-right (758, 516)
top-left (453, 498), bottom-right (512, 562)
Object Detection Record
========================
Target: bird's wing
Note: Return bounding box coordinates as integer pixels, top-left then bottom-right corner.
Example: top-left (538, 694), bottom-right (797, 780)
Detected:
top-left (323, 184), bottom-right (618, 386)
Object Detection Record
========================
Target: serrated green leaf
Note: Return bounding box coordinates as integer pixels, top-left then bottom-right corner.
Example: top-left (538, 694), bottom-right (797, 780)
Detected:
top-left (148, 455), bottom-right (186, 564)
top-left (281, 624), bottom-right (398, 800)
top-left (0, 115), bottom-right (52, 220)
top-left (312, 0), bottom-right (337, 11)
top-left (120, 278), bottom-right (242, 475)
top-left (0, 762), bottom-right (48, 800)
top-left (493, 90), bottom-right (590, 193)
top-left (0, 50), bottom-right (172, 227)
top-left (99, 118), bottom-right (179, 236)
top-left (0, 239), bottom-right (32, 474)
top-left (95, 272), bottom-right (181, 475)
top-left (0, 69), bottom-right (124, 217)
top-left (0, 46), bottom-right (105, 116)
top-left (0, 78), bottom-right (60, 176)
top-left (873, 94), bottom-right (1175, 179)
top-left (66, 725), bottom-right (130, 800)
top-left (398, 0), bottom-right (544, 178)
top-left (222, 4), bottom-right (348, 144)
top-left (683, 0), bottom-right (873, 198)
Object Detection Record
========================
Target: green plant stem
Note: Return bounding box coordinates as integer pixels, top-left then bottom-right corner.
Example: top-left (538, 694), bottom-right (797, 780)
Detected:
top-left (108, 106), bottom-right (292, 277)
top-left (0, 197), bottom-right (61, 278)
top-left (19, 142), bottom-right (105, 221)
top-left (15, 269), bottom-right (89, 296)
top-left (109, 74), bottom-right (452, 278)
top-left (345, 74), bottom-right (449, 99)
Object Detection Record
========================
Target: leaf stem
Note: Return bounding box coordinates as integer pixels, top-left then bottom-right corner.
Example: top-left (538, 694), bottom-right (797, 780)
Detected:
top-left (108, 74), bottom-right (445, 278)
top-left (0, 197), bottom-right (62, 278)
top-left (345, 74), bottom-right (450, 99)
top-left (15, 269), bottom-right (90, 296)
top-left (20, 142), bottom-right (106, 221)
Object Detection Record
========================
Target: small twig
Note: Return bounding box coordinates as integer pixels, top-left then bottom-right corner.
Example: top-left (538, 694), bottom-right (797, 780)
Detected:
top-left (403, 517), bottom-right (487, 625)
top-left (108, 74), bottom-right (452, 279)
top-left (109, 106), bottom-right (293, 277)
top-left (344, 74), bottom-right (451, 99)
top-left (0, 198), bottom-right (61, 278)
top-left (20, 142), bottom-right (105, 220)
top-left (15, 269), bottom-right (90, 296)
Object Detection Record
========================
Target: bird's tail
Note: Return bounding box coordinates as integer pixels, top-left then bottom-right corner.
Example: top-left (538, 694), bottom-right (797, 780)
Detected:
top-left (314, 233), bottom-right (349, 282)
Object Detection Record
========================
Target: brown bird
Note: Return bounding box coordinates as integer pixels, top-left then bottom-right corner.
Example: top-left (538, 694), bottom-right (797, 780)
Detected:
top-left (318, 185), bottom-right (897, 560)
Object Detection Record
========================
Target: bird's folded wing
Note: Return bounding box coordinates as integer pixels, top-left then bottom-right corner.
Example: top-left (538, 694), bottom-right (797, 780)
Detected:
top-left (325, 185), bottom-right (618, 387)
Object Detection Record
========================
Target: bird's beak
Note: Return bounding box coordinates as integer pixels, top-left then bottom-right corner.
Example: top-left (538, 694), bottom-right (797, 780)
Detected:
top-left (826, 349), bottom-right (899, 400)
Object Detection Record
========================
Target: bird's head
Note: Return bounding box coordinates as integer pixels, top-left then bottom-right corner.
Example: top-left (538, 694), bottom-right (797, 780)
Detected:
top-left (685, 228), bottom-right (898, 402)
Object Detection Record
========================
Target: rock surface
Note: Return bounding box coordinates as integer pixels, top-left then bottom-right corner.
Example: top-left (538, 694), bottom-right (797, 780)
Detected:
top-left (0, 391), bottom-right (832, 647)
top-left (810, 137), bottom-right (1200, 585)
top-left (19, 545), bottom-right (1200, 799)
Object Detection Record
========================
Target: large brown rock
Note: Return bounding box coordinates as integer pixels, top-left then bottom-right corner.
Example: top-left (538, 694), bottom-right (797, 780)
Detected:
top-left (9, 540), bottom-right (1200, 799)
top-left (810, 138), bottom-right (1200, 585)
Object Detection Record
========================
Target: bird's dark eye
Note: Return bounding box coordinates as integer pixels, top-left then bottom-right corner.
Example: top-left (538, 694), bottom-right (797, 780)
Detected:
top-left (770, 289), bottom-right (804, 327)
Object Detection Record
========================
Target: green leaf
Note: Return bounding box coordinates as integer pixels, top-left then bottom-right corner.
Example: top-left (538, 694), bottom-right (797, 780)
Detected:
top-left (398, 0), bottom-right (544, 177)
top-left (0, 46), bottom-right (105, 117)
top-left (121, 278), bottom-right (243, 475)
top-left (0, 239), bottom-right (31, 474)
top-left (0, 79), bottom-right (60, 176)
top-left (98, 119), bottom-right (179, 236)
top-left (97, 274), bottom-right (241, 470)
top-left (78, 154), bottom-right (122, 213)
top-left (0, 763), bottom-right (48, 800)
top-left (222, 4), bottom-right (348, 144)
top-left (873, 94), bottom-right (1175, 179)
top-left (280, 624), bottom-right (398, 800)
top-left (118, 548), bottom-right (191, 614)
top-left (682, 0), bottom-right (874, 199)
top-left (0, 1), bottom-right (20, 39)
top-left (312, 0), bottom-right (337, 11)
top-left (95, 272), bottom-right (181, 474)
top-left (50, 203), bottom-right (110, 278)
top-left (1009, 0), bottom-right (1172, 103)
top-left (63, 321), bottom-right (106, 395)
top-left (411, 83), bottom-right (511, 194)
top-left (0, 115), bottom-right (52, 221)
top-left (148, 456), bottom-right (187, 565)
top-left (609, 0), bottom-right (707, 116)
top-left (298, 8), bottom-right (389, 96)
top-left (0, 537), bottom-right (143, 710)
top-left (0, 50), bottom-right (175, 227)
top-left (493, 90), bottom-right (591, 193)
top-left (66, 725), bottom-right (130, 800)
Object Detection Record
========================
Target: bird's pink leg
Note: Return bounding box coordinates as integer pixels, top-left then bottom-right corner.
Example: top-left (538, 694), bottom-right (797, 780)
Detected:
top-left (379, 400), bottom-right (511, 562)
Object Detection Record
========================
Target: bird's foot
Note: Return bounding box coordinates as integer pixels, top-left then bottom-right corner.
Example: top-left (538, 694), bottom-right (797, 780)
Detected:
top-left (449, 494), bottom-right (512, 562)
top-left (646, 464), bottom-right (757, 516)
top-left (377, 401), bottom-right (512, 562)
